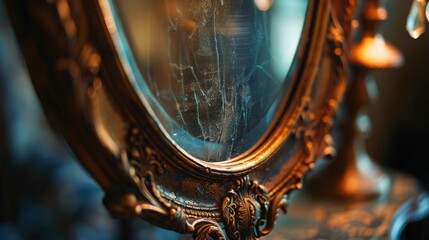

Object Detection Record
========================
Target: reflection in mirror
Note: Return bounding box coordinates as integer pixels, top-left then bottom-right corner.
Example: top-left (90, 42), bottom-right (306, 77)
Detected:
top-left (109, 0), bottom-right (308, 162)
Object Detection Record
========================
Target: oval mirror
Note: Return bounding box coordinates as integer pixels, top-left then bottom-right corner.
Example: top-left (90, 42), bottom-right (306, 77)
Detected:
top-left (5, 0), bottom-right (349, 238)
top-left (109, 0), bottom-right (309, 162)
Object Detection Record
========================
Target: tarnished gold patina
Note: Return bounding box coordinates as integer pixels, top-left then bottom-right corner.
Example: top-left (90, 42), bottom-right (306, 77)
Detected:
top-left (5, 0), bottom-right (352, 239)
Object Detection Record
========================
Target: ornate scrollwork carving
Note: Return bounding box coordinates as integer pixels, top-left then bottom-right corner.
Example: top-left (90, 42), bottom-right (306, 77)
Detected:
top-left (222, 176), bottom-right (270, 240)
top-left (190, 219), bottom-right (226, 240)
top-left (104, 127), bottom-right (184, 225)
top-left (47, 0), bottom-right (102, 104)
top-left (293, 97), bottom-right (317, 159)
top-left (104, 127), bottom-right (227, 239)
top-left (118, 127), bottom-right (189, 230)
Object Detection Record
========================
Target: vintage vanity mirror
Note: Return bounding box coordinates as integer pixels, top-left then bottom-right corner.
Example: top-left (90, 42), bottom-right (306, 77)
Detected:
top-left (5, 0), bottom-right (350, 239)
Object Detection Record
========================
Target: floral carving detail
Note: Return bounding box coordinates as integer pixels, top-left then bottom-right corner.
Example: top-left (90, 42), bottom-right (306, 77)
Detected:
top-left (126, 127), bottom-right (165, 176)
top-left (293, 97), bottom-right (318, 159)
top-left (104, 127), bottom-right (187, 230)
top-left (191, 219), bottom-right (226, 240)
top-left (104, 126), bottom-right (227, 239)
top-left (222, 176), bottom-right (270, 240)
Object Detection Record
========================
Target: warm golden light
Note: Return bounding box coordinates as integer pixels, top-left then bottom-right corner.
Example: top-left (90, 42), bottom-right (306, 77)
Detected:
top-left (349, 34), bottom-right (403, 69)
top-left (254, 0), bottom-right (272, 11)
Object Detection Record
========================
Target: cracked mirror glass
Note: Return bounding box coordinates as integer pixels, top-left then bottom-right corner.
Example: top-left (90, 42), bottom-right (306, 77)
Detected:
top-left (110, 0), bottom-right (308, 162)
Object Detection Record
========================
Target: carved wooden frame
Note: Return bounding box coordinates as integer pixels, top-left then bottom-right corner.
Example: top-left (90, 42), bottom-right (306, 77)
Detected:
top-left (5, 0), bottom-right (350, 239)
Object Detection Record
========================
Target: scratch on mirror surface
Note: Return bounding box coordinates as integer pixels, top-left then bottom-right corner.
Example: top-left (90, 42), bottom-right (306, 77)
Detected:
top-left (122, 0), bottom-right (304, 161)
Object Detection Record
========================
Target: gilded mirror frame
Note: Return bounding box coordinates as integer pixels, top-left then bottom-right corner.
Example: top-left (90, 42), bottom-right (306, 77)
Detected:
top-left (5, 0), bottom-right (350, 239)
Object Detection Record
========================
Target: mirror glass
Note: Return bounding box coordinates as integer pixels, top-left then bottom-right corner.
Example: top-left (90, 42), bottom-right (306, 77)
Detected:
top-left (110, 0), bottom-right (308, 162)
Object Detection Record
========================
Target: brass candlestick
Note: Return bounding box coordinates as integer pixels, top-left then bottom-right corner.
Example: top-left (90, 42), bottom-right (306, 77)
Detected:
top-left (308, 0), bottom-right (403, 200)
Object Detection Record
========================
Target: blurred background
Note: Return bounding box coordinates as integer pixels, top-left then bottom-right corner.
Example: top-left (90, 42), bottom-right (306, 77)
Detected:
top-left (1, 0), bottom-right (429, 239)
top-left (368, 1), bottom-right (429, 190)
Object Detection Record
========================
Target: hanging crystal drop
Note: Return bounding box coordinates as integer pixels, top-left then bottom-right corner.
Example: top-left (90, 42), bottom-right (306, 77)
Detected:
top-left (406, 0), bottom-right (427, 39)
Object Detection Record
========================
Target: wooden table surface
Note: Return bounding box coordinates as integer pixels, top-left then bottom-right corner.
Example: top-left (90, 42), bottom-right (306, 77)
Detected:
top-left (265, 174), bottom-right (418, 240)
